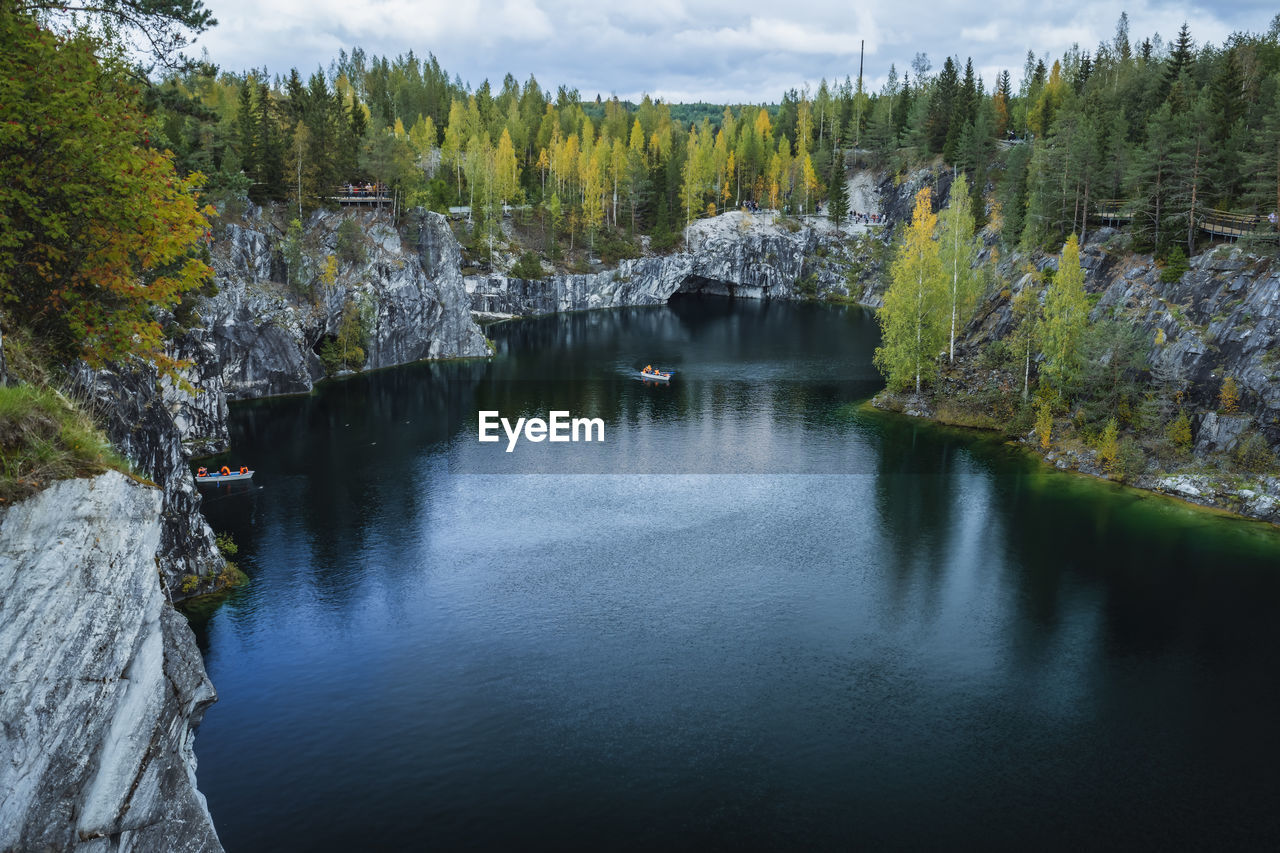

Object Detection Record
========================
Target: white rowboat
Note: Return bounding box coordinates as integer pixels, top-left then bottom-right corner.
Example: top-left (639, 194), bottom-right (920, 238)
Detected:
top-left (196, 470), bottom-right (254, 484)
top-left (635, 370), bottom-right (673, 381)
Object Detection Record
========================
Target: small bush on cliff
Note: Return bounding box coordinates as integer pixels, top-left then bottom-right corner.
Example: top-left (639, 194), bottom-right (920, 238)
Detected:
top-left (1219, 376), bottom-right (1240, 414)
top-left (1097, 417), bottom-right (1120, 472)
top-left (1233, 431), bottom-right (1277, 475)
top-left (215, 532), bottom-right (239, 557)
top-left (596, 229), bottom-right (641, 265)
top-left (336, 218), bottom-right (367, 266)
top-left (511, 252), bottom-right (545, 280)
top-left (1159, 247), bottom-right (1190, 283)
top-left (1114, 437), bottom-right (1147, 482)
top-left (318, 298), bottom-right (372, 374)
top-left (0, 384), bottom-right (130, 503)
top-left (1166, 411), bottom-right (1193, 454)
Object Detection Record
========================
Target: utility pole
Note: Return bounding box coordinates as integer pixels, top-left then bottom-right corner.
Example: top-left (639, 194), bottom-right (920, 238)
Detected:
top-left (855, 39), bottom-right (865, 152)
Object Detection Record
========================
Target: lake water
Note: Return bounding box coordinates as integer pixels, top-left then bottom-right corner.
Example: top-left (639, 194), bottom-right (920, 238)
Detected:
top-left (192, 296), bottom-right (1280, 849)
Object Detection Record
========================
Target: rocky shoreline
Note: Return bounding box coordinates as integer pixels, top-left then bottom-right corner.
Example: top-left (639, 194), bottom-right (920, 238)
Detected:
top-left (5, 168), bottom-right (1278, 848)
top-left (872, 391), bottom-right (1280, 527)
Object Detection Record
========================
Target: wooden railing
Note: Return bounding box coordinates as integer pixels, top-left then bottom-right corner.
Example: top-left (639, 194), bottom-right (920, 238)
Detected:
top-left (1093, 199), bottom-right (1134, 223)
top-left (1199, 209), bottom-right (1266, 239)
top-left (1091, 200), bottom-right (1279, 242)
top-left (330, 183), bottom-right (390, 203)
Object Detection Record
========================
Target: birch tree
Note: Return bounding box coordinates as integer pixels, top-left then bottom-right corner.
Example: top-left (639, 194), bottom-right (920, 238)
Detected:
top-left (875, 188), bottom-right (947, 393)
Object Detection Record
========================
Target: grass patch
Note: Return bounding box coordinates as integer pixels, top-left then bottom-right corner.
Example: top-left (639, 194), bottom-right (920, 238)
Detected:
top-left (934, 399), bottom-right (1003, 431)
top-left (0, 383), bottom-right (133, 503)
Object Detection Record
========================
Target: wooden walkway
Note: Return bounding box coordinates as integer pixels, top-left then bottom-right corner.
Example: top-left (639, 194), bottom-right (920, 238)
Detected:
top-left (331, 184), bottom-right (391, 205)
top-left (1091, 199), bottom-right (1279, 242)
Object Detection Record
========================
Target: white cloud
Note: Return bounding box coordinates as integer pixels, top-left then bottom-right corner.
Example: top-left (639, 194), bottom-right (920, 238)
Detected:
top-left (192, 0), bottom-right (1276, 101)
top-left (960, 23), bottom-right (999, 43)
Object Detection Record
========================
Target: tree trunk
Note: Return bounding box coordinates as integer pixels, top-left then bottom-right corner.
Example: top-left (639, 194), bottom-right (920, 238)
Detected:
top-left (1188, 141), bottom-right (1200, 256)
top-left (1023, 337), bottom-right (1031, 400)
top-left (1080, 178), bottom-right (1090, 247)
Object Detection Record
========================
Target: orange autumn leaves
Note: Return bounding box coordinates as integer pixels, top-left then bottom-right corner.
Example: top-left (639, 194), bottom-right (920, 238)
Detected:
top-left (0, 9), bottom-right (212, 377)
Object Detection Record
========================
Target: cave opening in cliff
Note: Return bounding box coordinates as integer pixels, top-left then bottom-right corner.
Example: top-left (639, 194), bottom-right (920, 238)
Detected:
top-left (671, 275), bottom-right (761, 299)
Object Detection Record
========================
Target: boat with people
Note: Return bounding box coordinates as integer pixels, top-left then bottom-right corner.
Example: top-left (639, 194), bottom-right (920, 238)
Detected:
top-left (196, 465), bottom-right (254, 484)
top-left (636, 364), bottom-right (673, 381)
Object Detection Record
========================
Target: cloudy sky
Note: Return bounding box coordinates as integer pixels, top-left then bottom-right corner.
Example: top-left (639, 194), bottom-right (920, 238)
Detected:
top-left (193, 0), bottom-right (1279, 102)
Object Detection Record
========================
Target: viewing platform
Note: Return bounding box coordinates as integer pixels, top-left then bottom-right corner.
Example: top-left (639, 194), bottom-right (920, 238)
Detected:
top-left (330, 184), bottom-right (391, 205)
top-left (1092, 199), bottom-right (1279, 242)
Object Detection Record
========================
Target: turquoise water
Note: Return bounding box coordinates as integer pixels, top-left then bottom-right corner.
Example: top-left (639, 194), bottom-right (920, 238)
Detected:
top-left (192, 296), bottom-right (1280, 849)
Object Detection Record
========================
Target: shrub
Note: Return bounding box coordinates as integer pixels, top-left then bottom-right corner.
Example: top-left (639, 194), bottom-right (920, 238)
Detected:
top-left (215, 532), bottom-right (238, 557)
top-left (1166, 411), bottom-right (1192, 453)
top-left (511, 252), bottom-right (545, 280)
top-left (1159, 247), bottom-right (1190, 283)
top-left (1234, 431), bottom-right (1277, 475)
top-left (336, 218), bottom-right (367, 266)
top-left (1035, 398), bottom-right (1054, 449)
top-left (1097, 417), bottom-right (1120, 473)
top-left (1114, 437), bottom-right (1147, 482)
top-left (978, 339), bottom-right (1013, 370)
top-left (795, 274), bottom-right (819, 298)
top-left (597, 229), bottom-right (641, 265)
top-left (1219, 376), bottom-right (1240, 414)
top-left (319, 298), bottom-right (372, 374)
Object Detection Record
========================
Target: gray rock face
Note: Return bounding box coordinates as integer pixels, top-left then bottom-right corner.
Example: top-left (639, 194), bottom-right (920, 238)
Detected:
top-left (0, 472), bottom-right (222, 852)
top-left (467, 211), bottom-right (866, 315)
top-left (198, 207), bottom-right (488, 400)
top-left (1089, 243), bottom-right (1280, 446)
top-left (72, 362), bottom-right (224, 598)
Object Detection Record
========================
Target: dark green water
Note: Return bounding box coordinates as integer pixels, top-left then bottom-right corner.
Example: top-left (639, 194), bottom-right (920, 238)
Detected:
top-left (192, 296), bottom-right (1280, 850)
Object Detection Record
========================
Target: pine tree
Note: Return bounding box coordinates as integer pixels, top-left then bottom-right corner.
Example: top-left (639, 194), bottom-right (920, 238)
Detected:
top-left (875, 188), bottom-right (947, 393)
top-left (827, 154), bottom-right (849, 226)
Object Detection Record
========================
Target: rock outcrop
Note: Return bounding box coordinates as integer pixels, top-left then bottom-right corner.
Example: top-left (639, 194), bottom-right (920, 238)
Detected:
top-left (72, 361), bottom-right (225, 598)
top-left (0, 472), bottom-right (222, 852)
top-left (1089, 241), bottom-right (1280, 447)
top-left (198, 206), bottom-right (489, 400)
top-left (962, 232), bottom-right (1280, 448)
top-left (467, 211), bottom-right (875, 316)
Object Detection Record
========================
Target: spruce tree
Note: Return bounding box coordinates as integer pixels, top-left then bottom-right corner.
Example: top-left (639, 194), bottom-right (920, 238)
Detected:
top-left (827, 154), bottom-right (849, 226)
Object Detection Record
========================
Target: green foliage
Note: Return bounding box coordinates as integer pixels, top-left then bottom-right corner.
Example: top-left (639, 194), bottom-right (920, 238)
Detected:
top-left (1166, 411), bottom-right (1193, 453)
top-left (1114, 437), bottom-right (1146, 482)
top-left (1040, 236), bottom-right (1089, 395)
top-left (827, 157), bottom-right (850, 225)
top-left (319, 297), bottom-right (372, 374)
top-left (978, 339), bottom-right (1014, 370)
top-left (1233, 431), bottom-right (1278, 474)
top-left (335, 218), bottom-right (367, 266)
top-left (0, 383), bottom-right (131, 503)
top-left (795, 274), bottom-right (819, 299)
top-left (1219, 375), bottom-right (1240, 414)
top-left (595, 229), bottom-right (641, 265)
top-left (1034, 393), bottom-right (1055, 449)
top-left (1097, 417), bottom-right (1120, 472)
top-left (281, 219), bottom-right (308, 289)
top-left (875, 189), bottom-right (947, 393)
top-left (938, 174), bottom-right (982, 362)
top-left (511, 252), bottom-right (546, 280)
top-left (0, 10), bottom-right (213, 379)
top-left (215, 532), bottom-right (239, 557)
top-left (1160, 247), bottom-right (1190, 283)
